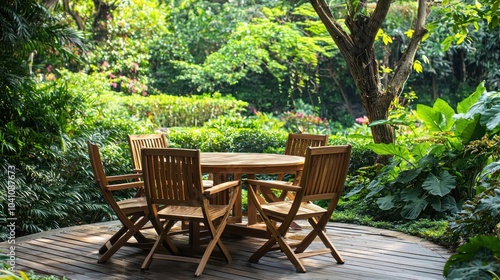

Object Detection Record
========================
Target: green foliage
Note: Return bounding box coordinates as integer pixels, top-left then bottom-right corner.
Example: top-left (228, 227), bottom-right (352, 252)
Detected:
top-left (280, 99), bottom-right (332, 134)
top-left (0, 0), bottom-right (86, 93)
top-left (204, 112), bottom-right (284, 131)
top-left (448, 185), bottom-right (500, 250)
top-left (168, 127), bottom-right (287, 154)
top-left (1, 254), bottom-right (66, 279)
top-left (121, 92), bottom-right (248, 128)
top-left (87, 0), bottom-right (167, 96)
top-left (348, 83), bottom-right (500, 220)
top-left (439, 0), bottom-right (500, 51)
top-left (443, 235), bottom-right (500, 279)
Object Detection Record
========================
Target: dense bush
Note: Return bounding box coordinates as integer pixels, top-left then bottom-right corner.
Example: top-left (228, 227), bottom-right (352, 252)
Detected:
top-left (121, 92), bottom-right (248, 128)
top-left (346, 84), bottom-right (500, 222)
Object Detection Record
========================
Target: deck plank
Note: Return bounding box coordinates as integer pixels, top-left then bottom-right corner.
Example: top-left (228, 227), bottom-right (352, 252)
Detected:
top-left (2, 221), bottom-right (451, 279)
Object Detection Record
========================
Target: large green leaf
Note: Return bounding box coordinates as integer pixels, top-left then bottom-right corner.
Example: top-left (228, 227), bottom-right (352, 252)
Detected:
top-left (392, 168), bottom-right (422, 184)
top-left (457, 82), bottom-right (484, 114)
top-left (376, 195), bottom-right (395, 210)
top-left (445, 258), bottom-right (500, 280)
top-left (416, 104), bottom-right (443, 132)
top-left (401, 197), bottom-right (428, 219)
top-left (367, 184), bottom-right (384, 199)
top-left (410, 142), bottom-right (432, 160)
top-left (429, 195), bottom-right (458, 212)
top-left (444, 235), bottom-right (500, 278)
top-left (455, 115), bottom-right (486, 144)
top-left (400, 188), bottom-right (422, 202)
top-left (475, 190), bottom-right (500, 216)
top-left (422, 171), bottom-right (456, 197)
top-left (480, 161), bottom-right (500, 181)
top-left (345, 184), bottom-right (364, 198)
top-left (368, 143), bottom-right (411, 160)
top-left (433, 98), bottom-right (455, 130)
top-left (464, 90), bottom-right (499, 120)
top-left (480, 104), bottom-right (500, 131)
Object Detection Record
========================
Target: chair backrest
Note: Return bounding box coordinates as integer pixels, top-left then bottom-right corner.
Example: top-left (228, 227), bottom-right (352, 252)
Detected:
top-left (284, 133), bottom-right (329, 157)
top-left (87, 141), bottom-right (121, 213)
top-left (128, 133), bottom-right (168, 171)
top-left (296, 145), bottom-right (351, 203)
top-left (141, 148), bottom-right (204, 207)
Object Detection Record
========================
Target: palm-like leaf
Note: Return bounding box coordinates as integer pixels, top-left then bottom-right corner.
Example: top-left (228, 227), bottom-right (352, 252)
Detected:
top-left (0, 0), bottom-right (86, 93)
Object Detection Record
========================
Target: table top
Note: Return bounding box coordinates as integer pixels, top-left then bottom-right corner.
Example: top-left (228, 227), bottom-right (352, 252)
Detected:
top-left (200, 152), bottom-right (305, 174)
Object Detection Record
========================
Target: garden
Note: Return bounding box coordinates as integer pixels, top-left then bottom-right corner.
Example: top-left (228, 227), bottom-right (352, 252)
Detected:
top-left (1, 0), bottom-right (499, 279)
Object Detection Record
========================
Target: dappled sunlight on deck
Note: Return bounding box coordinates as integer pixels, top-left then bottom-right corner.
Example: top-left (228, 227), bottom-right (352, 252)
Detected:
top-left (2, 221), bottom-right (451, 280)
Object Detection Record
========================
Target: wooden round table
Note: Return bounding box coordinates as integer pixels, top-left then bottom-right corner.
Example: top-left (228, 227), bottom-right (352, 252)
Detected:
top-left (201, 152), bottom-right (304, 174)
top-left (200, 152), bottom-right (305, 236)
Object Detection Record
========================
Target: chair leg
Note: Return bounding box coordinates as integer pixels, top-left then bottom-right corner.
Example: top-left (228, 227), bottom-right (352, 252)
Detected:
top-left (99, 225), bottom-right (128, 254)
top-left (130, 214), bottom-right (150, 243)
top-left (189, 221), bottom-right (201, 248)
top-left (194, 219), bottom-right (231, 277)
top-left (295, 217), bottom-right (344, 264)
top-left (249, 220), bottom-right (306, 273)
top-left (248, 237), bottom-right (276, 263)
top-left (98, 216), bottom-right (149, 263)
top-left (142, 220), bottom-right (178, 270)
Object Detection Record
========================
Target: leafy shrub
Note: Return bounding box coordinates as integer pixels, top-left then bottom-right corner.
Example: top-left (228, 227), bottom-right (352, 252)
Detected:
top-left (448, 164), bottom-right (500, 249)
top-left (443, 235), bottom-right (500, 280)
top-left (280, 99), bottom-right (331, 134)
top-left (348, 83), bottom-right (500, 220)
top-left (121, 92), bottom-right (248, 128)
top-left (167, 127), bottom-right (287, 154)
top-left (0, 71), bottom-right (153, 241)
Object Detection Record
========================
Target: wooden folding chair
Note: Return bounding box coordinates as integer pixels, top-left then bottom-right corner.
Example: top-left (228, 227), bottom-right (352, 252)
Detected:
top-left (127, 133), bottom-right (168, 172)
top-left (128, 133), bottom-right (214, 247)
top-left (87, 141), bottom-right (153, 263)
top-left (266, 133), bottom-right (328, 230)
top-left (128, 133), bottom-right (213, 186)
top-left (278, 133), bottom-right (328, 183)
top-left (284, 133), bottom-right (329, 157)
top-left (245, 145), bottom-right (352, 273)
top-left (140, 148), bottom-right (240, 277)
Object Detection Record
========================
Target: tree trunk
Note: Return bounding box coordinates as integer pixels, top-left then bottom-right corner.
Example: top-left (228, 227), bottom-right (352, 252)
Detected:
top-left (92, 0), bottom-right (115, 41)
top-left (63, 0), bottom-right (85, 31)
top-left (309, 0), bottom-right (429, 144)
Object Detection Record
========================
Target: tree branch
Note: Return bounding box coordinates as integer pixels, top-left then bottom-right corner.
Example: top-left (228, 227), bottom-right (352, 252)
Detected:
top-left (308, 0), bottom-right (354, 50)
top-left (367, 0), bottom-right (392, 43)
top-left (389, 0), bottom-right (429, 95)
top-left (63, 0), bottom-right (85, 31)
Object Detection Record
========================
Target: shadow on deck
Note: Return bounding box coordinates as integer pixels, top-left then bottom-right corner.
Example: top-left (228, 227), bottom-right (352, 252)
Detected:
top-left (2, 221), bottom-right (451, 280)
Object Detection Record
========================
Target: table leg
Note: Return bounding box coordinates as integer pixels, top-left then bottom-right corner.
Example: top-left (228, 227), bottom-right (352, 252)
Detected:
top-left (211, 173), bottom-right (242, 224)
top-left (246, 174), bottom-right (257, 225)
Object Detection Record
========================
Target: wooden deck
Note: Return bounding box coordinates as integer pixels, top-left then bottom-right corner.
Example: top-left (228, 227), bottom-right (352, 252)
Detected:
top-left (2, 220), bottom-right (451, 279)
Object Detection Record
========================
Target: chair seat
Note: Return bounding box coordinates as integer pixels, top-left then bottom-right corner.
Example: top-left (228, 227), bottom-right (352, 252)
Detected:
top-left (117, 197), bottom-right (148, 213)
top-left (158, 204), bottom-right (228, 221)
top-left (262, 201), bottom-right (327, 219)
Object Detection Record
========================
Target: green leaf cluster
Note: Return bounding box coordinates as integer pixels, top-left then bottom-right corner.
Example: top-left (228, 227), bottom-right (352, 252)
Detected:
top-left (348, 82), bottom-right (500, 220)
top-left (443, 235), bottom-right (500, 279)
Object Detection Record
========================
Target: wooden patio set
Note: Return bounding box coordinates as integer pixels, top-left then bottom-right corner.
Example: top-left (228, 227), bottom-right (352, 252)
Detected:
top-left (1, 133), bottom-right (451, 279)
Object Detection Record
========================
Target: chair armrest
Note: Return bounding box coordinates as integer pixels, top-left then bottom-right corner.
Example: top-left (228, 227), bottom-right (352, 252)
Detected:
top-left (106, 173), bottom-right (143, 182)
top-left (204, 180), bottom-right (240, 196)
top-left (107, 181), bottom-right (144, 191)
top-left (244, 179), bottom-right (300, 192)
